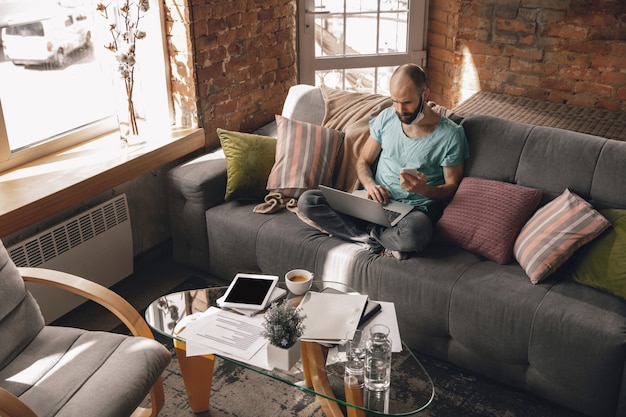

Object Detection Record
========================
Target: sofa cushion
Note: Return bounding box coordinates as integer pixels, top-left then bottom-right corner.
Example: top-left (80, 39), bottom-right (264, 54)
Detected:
top-left (266, 115), bottom-right (344, 198)
top-left (514, 188), bottom-right (611, 284)
top-left (566, 209), bottom-right (626, 299)
top-left (435, 177), bottom-right (543, 264)
top-left (206, 201), bottom-right (277, 280)
top-left (217, 128), bottom-right (277, 201)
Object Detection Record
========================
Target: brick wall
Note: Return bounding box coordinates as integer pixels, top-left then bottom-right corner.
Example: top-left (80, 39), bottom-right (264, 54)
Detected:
top-left (181, 0), bottom-right (297, 149)
top-left (428, 0), bottom-right (626, 111)
top-left (169, 1), bottom-right (624, 148)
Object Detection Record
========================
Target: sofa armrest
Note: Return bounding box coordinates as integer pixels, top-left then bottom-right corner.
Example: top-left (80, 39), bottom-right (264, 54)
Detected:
top-left (166, 149), bottom-right (228, 271)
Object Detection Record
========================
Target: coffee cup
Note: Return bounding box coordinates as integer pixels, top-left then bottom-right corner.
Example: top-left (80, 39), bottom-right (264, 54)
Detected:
top-left (285, 269), bottom-right (313, 295)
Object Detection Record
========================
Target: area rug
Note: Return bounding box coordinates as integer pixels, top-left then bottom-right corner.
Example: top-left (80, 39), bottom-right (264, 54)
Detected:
top-left (140, 278), bottom-right (586, 417)
top-left (149, 350), bottom-right (586, 417)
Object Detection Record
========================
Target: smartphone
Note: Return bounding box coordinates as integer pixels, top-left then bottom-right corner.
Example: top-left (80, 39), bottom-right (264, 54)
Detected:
top-left (401, 167), bottom-right (420, 178)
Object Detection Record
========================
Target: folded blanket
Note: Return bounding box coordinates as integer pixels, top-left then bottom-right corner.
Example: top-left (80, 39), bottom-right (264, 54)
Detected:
top-left (254, 192), bottom-right (327, 233)
top-left (320, 86), bottom-right (393, 192)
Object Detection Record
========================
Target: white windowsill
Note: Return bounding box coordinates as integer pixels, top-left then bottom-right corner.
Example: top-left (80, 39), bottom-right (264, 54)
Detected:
top-left (0, 127), bottom-right (205, 237)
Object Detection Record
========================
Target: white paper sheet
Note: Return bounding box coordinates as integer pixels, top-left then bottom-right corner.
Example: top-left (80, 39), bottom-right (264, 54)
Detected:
top-left (180, 307), bottom-right (268, 364)
top-left (297, 292), bottom-right (368, 342)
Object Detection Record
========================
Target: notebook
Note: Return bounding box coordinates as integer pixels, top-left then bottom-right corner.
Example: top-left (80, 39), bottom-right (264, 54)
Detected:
top-left (319, 185), bottom-right (413, 227)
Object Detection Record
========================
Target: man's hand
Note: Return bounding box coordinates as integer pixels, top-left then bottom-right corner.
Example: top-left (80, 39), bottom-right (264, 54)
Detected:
top-left (365, 184), bottom-right (392, 204)
top-left (400, 170), bottom-right (428, 196)
top-left (400, 163), bottom-right (464, 201)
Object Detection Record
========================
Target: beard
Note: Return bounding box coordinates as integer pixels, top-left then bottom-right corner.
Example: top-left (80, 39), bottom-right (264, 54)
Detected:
top-left (396, 107), bottom-right (422, 124)
top-left (395, 98), bottom-right (425, 125)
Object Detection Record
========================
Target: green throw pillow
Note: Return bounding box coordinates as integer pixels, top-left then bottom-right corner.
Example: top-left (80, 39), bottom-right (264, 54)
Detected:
top-left (567, 209), bottom-right (626, 300)
top-left (217, 128), bottom-right (276, 201)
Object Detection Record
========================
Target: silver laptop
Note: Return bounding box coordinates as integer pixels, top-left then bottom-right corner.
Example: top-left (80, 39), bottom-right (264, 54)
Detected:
top-left (319, 185), bottom-right (414, 227)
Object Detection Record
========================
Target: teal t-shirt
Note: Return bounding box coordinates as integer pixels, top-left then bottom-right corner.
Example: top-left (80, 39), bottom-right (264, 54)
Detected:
top-left (369, 107), bottom-right (469, 218)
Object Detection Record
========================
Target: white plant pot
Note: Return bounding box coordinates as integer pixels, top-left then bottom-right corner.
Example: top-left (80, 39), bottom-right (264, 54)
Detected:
top-left (267, 340), bottom-right (301, 371)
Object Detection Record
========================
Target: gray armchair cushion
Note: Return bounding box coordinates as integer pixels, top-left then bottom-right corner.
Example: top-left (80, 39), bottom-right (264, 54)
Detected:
top-left (1, 327), bottom-right (171, 417)
top-left (0, 240), bottom-right (171, 417)
top-left (0, 241), bottom-right (44, 371)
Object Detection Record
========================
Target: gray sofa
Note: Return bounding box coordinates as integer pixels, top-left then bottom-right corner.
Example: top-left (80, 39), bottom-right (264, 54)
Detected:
top-left (166, 85), bottom-right (626, 417)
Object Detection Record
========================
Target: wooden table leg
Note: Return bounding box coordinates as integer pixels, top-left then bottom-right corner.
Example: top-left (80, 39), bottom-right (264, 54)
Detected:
top-left (301, 341), bottom-right (344, 417)
top-left (344, 380), bottom-right (365, 417)
top-left (173, 340), bottom-right (215, 413)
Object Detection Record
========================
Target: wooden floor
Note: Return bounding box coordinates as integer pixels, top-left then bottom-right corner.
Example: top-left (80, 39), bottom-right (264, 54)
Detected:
top-left (51, 241), bottom-right (225, 331)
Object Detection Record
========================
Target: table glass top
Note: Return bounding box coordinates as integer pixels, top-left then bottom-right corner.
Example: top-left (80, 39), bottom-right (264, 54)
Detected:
top-left (145, 281), bottom-right (434, 416)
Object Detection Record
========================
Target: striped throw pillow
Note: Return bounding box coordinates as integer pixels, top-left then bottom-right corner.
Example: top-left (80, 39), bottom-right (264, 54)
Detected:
top-left (266, 115), bottom-right (344, 198)
top-left (513, 189), bottom-right (611, 284)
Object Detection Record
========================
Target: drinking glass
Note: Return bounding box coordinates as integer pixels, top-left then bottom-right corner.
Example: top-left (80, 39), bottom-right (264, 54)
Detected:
top-left (344, 329), bottom-right (366, 388)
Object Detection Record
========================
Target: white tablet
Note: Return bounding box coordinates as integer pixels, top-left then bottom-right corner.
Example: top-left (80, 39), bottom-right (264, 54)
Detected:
top-left (219, 273), bottom-right (279, 311)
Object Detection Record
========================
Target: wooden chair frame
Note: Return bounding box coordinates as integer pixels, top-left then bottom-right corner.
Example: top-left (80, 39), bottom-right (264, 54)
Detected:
top-left (0, 267), bottom-right (166, 417)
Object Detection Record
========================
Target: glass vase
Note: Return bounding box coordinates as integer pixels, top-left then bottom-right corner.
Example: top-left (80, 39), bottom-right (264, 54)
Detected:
top-left (113, 71), bottom-right (147, 147)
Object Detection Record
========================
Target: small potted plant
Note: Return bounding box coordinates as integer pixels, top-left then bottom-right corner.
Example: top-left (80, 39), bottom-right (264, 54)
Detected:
top-left (261, 301), bottom-right (306, 371)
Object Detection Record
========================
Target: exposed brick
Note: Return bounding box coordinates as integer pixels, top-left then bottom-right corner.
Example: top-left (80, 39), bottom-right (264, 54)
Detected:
top-left (496, 18), bottom-right (536, 34)
top-left (503, 85), bottom-right (526, 96)
top-left (563, 39), bottom-right (612, 55)
top-left (459, 15), bottom-right (491, 32)
top-left (521, 0), bottom-right (568, 11)
top-left (510, 58), bottom-right (534, 73)
top-left (566, 94), bottom-right (598, 108)
top-left (544, 51), bottom-right (592, 67)
top-left (519, 35), bottom-right (536, 45)
top-left (525, 87), bottom-right (550, 101)
top-left (503, 46), bottom-right (544, 61)
top-left (493, 5), bottom-right (517, 19)
top-left (429, 46), bottom-right (458, 65)
top-left (493, 32), bottom-right (519, 45)
top-left (561, 68), bottom-right (599, 81)
top-left (596, 98), bottom-right (620, 111)
top-left (540, 76), bottom-right (573, 92)
top-left (601, 71), bottom-right (626, 86)
top-left (539, 8), bottom-right (567, 24)
top-left (465, 40), bottom-right (505, 56)
top-left (574, 81), bottom-right (614, 98)
top-left (543, 23), bottom-right (588, 40)
top-left (593, 55), bottom-right (626, 70)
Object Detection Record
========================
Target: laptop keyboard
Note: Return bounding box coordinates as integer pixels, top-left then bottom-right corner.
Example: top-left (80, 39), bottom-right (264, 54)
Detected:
top-left (383, 208), bottom-right (401, 223)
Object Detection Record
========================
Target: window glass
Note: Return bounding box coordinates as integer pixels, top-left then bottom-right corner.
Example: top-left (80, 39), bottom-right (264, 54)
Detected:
top-left (313, 0), bottom-right (409, 59)
top-left (0, 0), bottom-right (169, 171)
top-left (0, 0), bottom-right (115, 153)
top-left (315, 66), bottom-right (395, 94)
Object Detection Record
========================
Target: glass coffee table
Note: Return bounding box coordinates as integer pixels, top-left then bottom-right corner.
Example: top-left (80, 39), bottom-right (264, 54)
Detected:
top-left (145, 281), bottom-right (434, 416)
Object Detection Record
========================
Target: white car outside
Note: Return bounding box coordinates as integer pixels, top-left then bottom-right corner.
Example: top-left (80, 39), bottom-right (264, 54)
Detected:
top-left (2, 12), bottom-right (91, 68)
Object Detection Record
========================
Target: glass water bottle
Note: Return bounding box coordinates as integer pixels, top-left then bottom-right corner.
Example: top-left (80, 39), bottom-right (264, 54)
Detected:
top-left (364, 324), bottom-right (392, 391)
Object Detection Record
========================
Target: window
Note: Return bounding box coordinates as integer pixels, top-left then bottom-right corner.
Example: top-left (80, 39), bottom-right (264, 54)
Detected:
top-left (298, 0), bottom-right (428, 94)
top-left (0, 0), bottom-right (170, 172)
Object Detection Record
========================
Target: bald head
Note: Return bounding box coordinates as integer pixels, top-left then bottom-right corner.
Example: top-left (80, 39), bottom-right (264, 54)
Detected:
top-left (389, 64), bottom-right (429, 124)
top-left (390, 64), bottom-right (427, 95)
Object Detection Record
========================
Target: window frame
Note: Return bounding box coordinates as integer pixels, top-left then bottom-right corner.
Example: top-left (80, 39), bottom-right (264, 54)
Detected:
top-left (0, 0), bottom-right (172, 174)
top-left (297, 0), bottom-right (428, 92)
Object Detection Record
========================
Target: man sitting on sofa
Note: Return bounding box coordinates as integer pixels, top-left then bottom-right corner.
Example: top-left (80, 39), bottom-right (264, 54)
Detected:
top-left (298, 64), bottom-right (469, 260)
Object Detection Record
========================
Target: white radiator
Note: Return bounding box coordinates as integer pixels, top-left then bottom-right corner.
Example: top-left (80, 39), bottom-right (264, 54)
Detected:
top-left (8, 194), bottom-right (133, 323)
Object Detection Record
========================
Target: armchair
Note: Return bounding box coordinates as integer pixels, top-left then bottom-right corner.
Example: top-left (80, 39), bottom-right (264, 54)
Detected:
top-left (0, 240), bottom-right (171, 417)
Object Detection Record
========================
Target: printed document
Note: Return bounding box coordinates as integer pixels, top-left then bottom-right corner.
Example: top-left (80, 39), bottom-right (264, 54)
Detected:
top-left (179, 307), bottom-right (267, 363)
